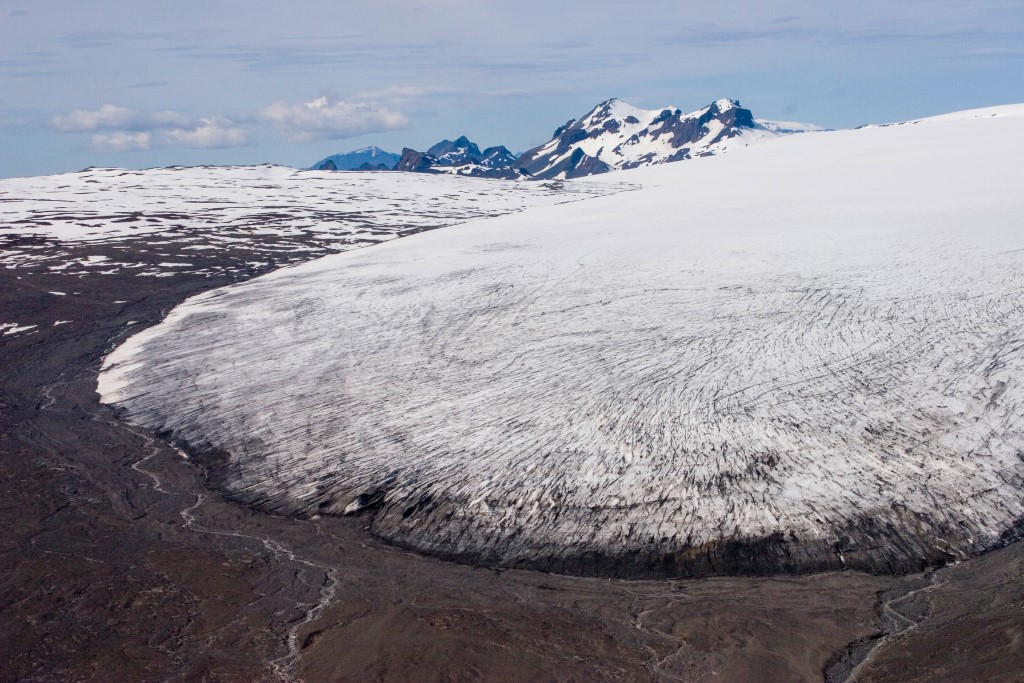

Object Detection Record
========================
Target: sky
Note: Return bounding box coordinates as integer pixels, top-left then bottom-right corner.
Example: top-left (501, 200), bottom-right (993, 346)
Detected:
top-left (1, 0), bottom-right (1022, 178)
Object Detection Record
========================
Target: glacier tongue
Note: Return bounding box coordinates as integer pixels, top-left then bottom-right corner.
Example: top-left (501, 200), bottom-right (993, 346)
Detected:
top-left (100, 105), bottom-right (1024, 577)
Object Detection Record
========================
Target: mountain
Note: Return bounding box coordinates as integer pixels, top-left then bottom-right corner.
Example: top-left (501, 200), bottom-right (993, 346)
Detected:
top-left (426, 136), bottom-right (483, 166)
top-left (394, 136), bottom-right (523, 179)
top-left (310, 146), bottom-right (401, 171)
top-left (515, 98), bottom-right (787, 179)
top-left (312, 100), bottom-right (817, 181)
top-left (393, 148), bottom-right (437, 173)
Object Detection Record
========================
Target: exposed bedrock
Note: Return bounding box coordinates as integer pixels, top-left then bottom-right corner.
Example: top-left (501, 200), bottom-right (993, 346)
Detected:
top-left (99, 115), bottom-right (1024, 577)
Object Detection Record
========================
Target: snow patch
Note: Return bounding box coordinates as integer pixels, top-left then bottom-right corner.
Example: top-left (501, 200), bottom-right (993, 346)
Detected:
top-left (2, 323), bottom-right (38, 336)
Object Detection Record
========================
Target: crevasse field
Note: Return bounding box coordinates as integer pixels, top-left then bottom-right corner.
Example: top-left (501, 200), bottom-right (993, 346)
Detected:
top-left (100, 105), bottom-right (1024, 577)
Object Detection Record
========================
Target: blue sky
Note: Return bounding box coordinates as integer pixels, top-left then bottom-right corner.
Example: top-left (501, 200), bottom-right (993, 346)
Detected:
top-left (2, 0), bottom-right (1022, 178)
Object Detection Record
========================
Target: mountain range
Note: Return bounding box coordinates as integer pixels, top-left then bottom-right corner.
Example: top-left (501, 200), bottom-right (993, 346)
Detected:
top-left (392, 137), bottom-right (521, 179)
top-left (310, 98), bottom-right (819, 180)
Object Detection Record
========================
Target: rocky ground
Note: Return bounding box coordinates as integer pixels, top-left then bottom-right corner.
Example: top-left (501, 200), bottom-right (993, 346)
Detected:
top-left (1, 230), bottom-right (1022, 683)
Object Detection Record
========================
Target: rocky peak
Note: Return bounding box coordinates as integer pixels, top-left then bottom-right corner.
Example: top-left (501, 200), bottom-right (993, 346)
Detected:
top-left (427, 136), bottom-right (484, 165)
top-left (393, 148), bottom-right (438, 173)
top-left (479, 145), bottom-right (517, 169)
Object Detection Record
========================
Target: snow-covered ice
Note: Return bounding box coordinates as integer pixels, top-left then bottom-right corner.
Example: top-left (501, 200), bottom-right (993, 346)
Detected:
top-left (0, 165), bottom-right (609, 243)
top-left (99, 106), bottom-right (1024, 576)
top-left (0, 165), bottom-right (626, 274)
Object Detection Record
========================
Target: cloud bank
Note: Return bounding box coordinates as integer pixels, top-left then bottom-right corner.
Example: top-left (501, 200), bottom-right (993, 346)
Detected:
top-left (88, 131), bottom-right (151, 153)
top-left (259, 95), bottom-right (410, 142)
top-left (161, 119), bottom-right (248, 149)
top-left (52, 104), bottom-right (187, 132)
top-left (50, 95), bottom-right (410, 153)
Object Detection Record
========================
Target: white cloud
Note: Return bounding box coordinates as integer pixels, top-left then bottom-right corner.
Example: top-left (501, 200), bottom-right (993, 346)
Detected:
top-left (161, 118), bottom-right (248, 148)
top-left (52, 105), bottom-right (245, 153)
top-left (259, 95), bottom-right (409, 142)
top-left (52, 104), bottom-right (188, 132)
top-left (53, 95), bottom-right (410, 153)
top-left (353, 85), bottom-right (462, 100)
top-left (88, 131), bottom-right (151, 153)
top-left (352, 85), bottom-right (531, 100)
top-left (53, 105), bottom-right (133, 131)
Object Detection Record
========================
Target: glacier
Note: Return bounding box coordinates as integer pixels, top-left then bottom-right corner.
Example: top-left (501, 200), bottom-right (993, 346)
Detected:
top-left (99, 105), bottom-right (1024, 577)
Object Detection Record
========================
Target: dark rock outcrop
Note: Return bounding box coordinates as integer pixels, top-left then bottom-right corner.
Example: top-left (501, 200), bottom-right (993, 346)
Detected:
top-left (393, 148), bottom-right (439, 173)
top-left (394, 137), bottom-right (524, 179)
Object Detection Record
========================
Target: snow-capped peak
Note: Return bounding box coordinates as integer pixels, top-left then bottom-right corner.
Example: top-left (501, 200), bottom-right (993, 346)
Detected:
top-left (350, 145), bottom-right (388, 156)
top-left (582, 98), bottom-right (651, 127)
top-left (515, 98), bottom-right (779, 179)
top-left (709, 97), bottom-right (741, 112)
